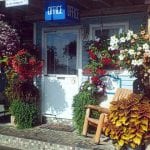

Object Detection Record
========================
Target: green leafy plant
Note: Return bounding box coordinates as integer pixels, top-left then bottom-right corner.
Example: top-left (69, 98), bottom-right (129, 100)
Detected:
top-left (9, 100), bottom-right (38, 129)
top-left (103, 93), bottom-right (150, 149)
top-left (72, 83), bottom-right (99, 134)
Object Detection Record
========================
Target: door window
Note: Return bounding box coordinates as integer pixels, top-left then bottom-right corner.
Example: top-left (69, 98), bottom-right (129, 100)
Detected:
top-left (46, 31), bottom-right (77, 75)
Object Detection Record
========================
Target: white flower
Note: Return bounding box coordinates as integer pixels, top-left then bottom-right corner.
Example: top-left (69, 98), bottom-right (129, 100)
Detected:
top-left (120, 50), bottom-right (125, 54)
top-left (119, 54), bottom-right (125, 60)
top-left (95, 37), bottom-right (100, 42)
top-left (144, 73), bottom-right (148, 77)
top-left (131, 60), bottom-right (136, 65)
top-left (136, 52), bottom-right (141, 55)
top-left (108, 44), bottom-right (119, 50)
top-left (120, 37), bottom-right (126, 43)
top-left (148, 69), bottom-right (150, 73)
top-left (125, 30), bottom-right (134, 41)
top-left (128, 49), bottom-right (135, 55)
top-left (143, 43), bottom-right (149, 50)
top-left (126, 35), bottom-right (132, 41)
top-left (144, 49), bottom-right (150, 53)
top-left (137, 47), bottom-right (142, 51)
top-left (87, 87), bottom-right (91, 90)
top-left (133, 34), bottom-right (138, 39)
top-left (97, 87), bottom-right (103, 92)
top-left (110, 35), bottom-right (119, 45)
top-left (131, 59), bottom-right (143, 66)
top-left (137, 59), bottom-right (143, 65)
top-left (127, 30), bottom-right (134, 36)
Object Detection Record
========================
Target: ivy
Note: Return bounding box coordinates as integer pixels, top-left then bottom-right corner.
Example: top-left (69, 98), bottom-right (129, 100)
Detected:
top-left (72, 91), bottom-right (98, 134)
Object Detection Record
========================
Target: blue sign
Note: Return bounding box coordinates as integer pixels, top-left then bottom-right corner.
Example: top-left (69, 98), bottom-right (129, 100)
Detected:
top-left (45, 0), bottom-right (79, 21)
top-left (45, 0), bottom-right (66, 20)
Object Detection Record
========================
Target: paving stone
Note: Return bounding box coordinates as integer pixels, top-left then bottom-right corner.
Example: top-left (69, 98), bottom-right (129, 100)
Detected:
top-left (0, 124), bottom-right (116, 150)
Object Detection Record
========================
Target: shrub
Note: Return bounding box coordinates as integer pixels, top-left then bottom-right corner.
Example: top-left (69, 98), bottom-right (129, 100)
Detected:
top-left (72, 89), bottom-right (98, 134)
top-left (9, 100), bottom-right (38, 129)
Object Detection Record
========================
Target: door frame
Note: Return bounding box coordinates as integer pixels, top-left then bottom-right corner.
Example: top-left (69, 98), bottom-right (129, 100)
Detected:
top-left (41, 26), bottom-right (82, 117)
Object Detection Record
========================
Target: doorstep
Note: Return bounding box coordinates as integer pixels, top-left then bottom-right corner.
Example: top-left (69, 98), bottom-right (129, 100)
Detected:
top-left (0, 124), bottom-right (115, 150)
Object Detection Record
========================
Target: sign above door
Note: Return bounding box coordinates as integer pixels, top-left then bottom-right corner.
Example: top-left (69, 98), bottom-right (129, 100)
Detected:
top-left (45, 0), bottom-right (79, 22)
top-left (5, 0), bottom-right (29, 7)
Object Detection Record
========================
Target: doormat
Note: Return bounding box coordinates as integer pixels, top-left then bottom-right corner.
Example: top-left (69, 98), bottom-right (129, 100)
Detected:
top-left (40, 124), bottom-right (75, 132)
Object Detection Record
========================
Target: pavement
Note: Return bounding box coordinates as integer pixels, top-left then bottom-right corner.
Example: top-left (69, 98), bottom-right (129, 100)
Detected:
top-left (0, 122), bottom-right (116, 150)
top-left (0, 146), bottom-right (20, 150)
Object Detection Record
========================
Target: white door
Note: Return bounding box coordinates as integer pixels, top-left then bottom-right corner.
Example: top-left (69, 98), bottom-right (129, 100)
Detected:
top-left (42, 28), bottom-right (79, 119)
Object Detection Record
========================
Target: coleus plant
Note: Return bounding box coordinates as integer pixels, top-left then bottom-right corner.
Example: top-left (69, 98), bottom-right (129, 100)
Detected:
top-left (103, 93), bottom-right (150, 149)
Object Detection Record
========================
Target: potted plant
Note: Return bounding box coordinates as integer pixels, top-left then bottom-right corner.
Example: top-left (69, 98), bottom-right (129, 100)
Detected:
top-left (103, 93), bottom-right (150, 149)
top-left (83, 39), bottom-right (119, 76)
top-left (109, 27), bottom-right (150, 96)
top-left (72, 81), bottom-right (99, 134)
top-left (9, 99), bottom-right (38, 128)
top-left (4, 49), bottom-right (43, 128)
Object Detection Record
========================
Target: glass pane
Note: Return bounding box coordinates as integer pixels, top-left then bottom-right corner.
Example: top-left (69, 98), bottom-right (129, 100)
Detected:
top-left (94, 27), bottom-right (125, 40)
top-left (46, 31), bottom-right (77, 75)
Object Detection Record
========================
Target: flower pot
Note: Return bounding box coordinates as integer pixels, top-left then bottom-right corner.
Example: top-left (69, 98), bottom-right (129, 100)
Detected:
top-left (11, 115), bottom-right (16, 126)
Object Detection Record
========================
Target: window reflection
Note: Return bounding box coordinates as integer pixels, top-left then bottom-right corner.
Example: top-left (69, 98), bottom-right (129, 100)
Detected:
top-left (46, 32), bottom-right (77, 75)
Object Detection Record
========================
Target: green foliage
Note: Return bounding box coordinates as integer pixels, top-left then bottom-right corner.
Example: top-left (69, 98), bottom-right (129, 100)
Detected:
top-left (9, 100), bottom-right (38, 129)
top-left (72, 90), bottom-right (98, 134)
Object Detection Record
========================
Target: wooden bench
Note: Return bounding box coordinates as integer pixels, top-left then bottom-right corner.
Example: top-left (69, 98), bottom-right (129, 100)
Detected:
top-left (82, 88), bottom-right (132, 144)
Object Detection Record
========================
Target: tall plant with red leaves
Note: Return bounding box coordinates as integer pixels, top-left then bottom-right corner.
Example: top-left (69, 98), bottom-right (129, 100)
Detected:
top-left (11, 49), bottom-right (43, 81)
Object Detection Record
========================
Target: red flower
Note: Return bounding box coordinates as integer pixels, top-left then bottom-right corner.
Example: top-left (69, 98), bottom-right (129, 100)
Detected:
top-left (88, 50), bottom-right (97, 60)
top-left (17, 49), bottom-right (27, 55)
top-left (96, 69), bottom-right (106, 75)
top-left (29, 57), bottom-right (36, 65)
top-left (91, 76), bottom-right (101, 85)
top-left (101, 57), bottom-right (112, 65)
top-left (11, 50), bottom-right (43, 81)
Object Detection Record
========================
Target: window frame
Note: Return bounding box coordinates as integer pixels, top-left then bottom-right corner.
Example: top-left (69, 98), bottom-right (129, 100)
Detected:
top-left (89, 22), bottom-right (129, 40)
